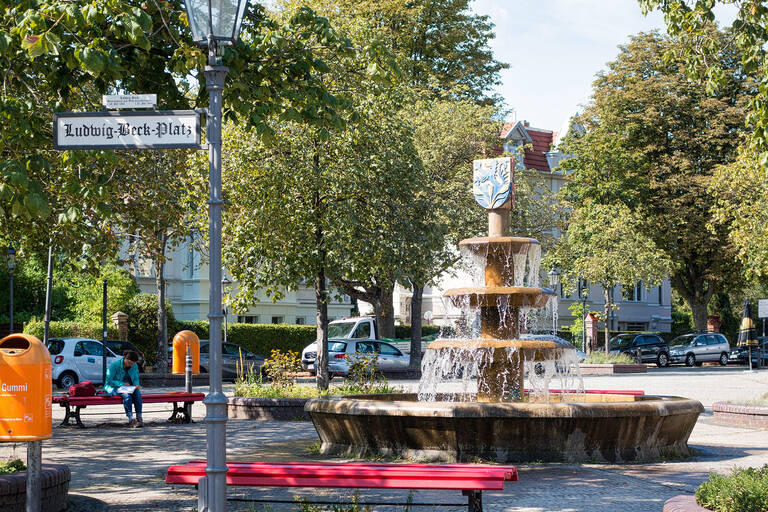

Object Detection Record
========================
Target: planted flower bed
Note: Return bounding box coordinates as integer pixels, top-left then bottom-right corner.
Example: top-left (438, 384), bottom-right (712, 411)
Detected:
top-left (663, 465), bottom-right (768, 512)
top-left (0, 460), bottom-right (71, 512)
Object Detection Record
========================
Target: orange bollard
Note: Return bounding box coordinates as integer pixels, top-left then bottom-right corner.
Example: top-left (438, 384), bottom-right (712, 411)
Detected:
top-left (0, 334), bottom-right (52, 440)
top-left (172, 330), bottom-right (200, 374)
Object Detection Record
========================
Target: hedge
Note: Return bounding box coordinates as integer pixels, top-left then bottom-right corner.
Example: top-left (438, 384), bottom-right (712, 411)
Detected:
top-left (175, 321), bottom-right (316, 356)
top-left (24, 320), bottom-right (119, 341)
top-left (394, 324), bottom-right (441, 339)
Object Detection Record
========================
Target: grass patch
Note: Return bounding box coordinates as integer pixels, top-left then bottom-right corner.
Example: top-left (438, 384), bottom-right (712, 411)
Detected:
top-left (234, 381), bottom-right (402, 399)
top-left (0, 459), bottom-right (25, 475)
top-left (696, 465), bottom-right (768, 512)
top-left (728, 393), bottom-right (768, 407)
top-left (583, 352), bottom-right (637, 364)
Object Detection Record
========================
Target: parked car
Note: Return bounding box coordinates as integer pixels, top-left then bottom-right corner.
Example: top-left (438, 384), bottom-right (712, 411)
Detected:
top-left (169, 341), bottom-right (266, 380)
top-left (608, 333), bottom-right (670, 367)
top-left (668, 332), bottom-right (731, 367)
top-left (301, 339), bottom-right (409, 377)
top-left (46, 338), bottom-right (120, 389)
top-left (728, 337), bottom-right (768, 366)
top-left (105, 340), bottom-right (145, 373)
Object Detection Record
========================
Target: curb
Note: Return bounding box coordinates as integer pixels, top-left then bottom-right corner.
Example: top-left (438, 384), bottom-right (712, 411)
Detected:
top-left (663, 495), bottom-right (710, 512)
top-left (0, 463), bottom-right (70, 512)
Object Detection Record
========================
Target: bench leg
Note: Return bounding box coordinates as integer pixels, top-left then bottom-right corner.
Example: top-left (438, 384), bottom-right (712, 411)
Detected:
top-left (462, 490), bottom-right (482, 512)
top-left (60, 405), bottom-right (85, 428)
top-left (169, 402), bottom-right (193, 423)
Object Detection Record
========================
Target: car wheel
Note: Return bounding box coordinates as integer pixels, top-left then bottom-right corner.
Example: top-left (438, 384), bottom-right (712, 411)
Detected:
top-left (57, 371), bottom-right (78, 389)
top-left (719, 353), bottom-right (729, 366)
top-left (685, 354), bottom-right (695, 367)
top-left (657, 353), bottom-right (669, 368)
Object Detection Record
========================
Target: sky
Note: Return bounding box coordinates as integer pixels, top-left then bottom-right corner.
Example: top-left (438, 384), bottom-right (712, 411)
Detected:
top-left (471, 0), bottom-right (735, 131)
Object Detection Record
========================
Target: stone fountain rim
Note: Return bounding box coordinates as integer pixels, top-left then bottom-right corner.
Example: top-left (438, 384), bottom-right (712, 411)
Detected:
top-left (305, 394), bottom-right (705, 419)
top-left (459, 236), bottom-right (541, 247)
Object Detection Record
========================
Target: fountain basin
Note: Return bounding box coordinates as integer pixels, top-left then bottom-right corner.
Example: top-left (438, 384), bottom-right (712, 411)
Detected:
top-left (444, 287), bottom-right (555, 308)
top-left (306, 393), bottom-right (703, 463)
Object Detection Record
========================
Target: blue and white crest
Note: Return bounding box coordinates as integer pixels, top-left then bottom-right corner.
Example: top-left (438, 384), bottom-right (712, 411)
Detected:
top-left (473, 158), bottom-right (513, 209)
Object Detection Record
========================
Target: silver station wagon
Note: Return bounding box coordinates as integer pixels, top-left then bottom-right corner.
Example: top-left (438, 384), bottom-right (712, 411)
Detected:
top-left (668, 332), bottom-right (730, 367)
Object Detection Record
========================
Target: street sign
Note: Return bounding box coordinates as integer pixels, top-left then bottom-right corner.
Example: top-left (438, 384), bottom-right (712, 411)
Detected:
top-left (53, 111), bottom-right (201, 150)
top-left (102, 94), bottom-right (157, 109)
top-left (759, 299), bottom-right (768, 319)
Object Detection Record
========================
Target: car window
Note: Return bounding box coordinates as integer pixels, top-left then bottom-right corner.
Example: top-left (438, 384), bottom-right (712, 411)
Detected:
top-left (356, 342), bottom-right (376, 354)
top-left (200, 343), bottom-right (210, 354)
top-left (670, 334), bottom-right (695, 346)
top-left (223, 343), bottom-right (243, 356)
top-left (352, 322), bottom-right (371, 339)
top-left (47, 339), bottom-right (65, 355)
top-left (609, 334), bottom-right (635, 348)
top-left (635, 336), bottom-right (651, 346)
top-left (706, 335), bottom-right (719, 345)
top-left (81, 340), bottom-right (104, 356)
top-left (328, 342), bottom-right (347, 352)
top-left (377, 343), bottom-right (401, 356)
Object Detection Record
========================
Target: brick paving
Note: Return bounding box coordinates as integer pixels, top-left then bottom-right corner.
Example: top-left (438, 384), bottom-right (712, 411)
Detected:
top-left (1, 365), bottom-right (767, 511)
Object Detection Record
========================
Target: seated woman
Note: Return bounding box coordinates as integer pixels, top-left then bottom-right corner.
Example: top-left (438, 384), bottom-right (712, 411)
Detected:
top-left (104, 349), bottom-right (143, 427)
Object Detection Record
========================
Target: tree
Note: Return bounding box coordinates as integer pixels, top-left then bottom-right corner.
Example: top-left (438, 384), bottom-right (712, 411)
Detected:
top-left (559, 31), bottom-right (750, 330)
top-left (639, 1), bottom-right (768, 149)
top-left (545, 201), bottom-right (670, 353)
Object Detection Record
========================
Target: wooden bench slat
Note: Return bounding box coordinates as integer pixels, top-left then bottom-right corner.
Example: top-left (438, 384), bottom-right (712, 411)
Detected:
top-left (54, 392), bottom-right (205, 427)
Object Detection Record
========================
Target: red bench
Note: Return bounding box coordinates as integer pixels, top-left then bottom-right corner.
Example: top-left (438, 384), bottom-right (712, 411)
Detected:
top-left (166, 460), bottom-right (518, 511)
top-left (53, 392), bottom-right (205, 427)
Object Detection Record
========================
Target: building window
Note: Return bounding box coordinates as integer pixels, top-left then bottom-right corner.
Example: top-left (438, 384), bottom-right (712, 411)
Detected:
top-left (623, 282), bottom-right (642, 302)
top-left (624, 322), bottom-right (648, 331)
top-left (296, 317), bottom-right (306, 325)
top-left (658, 286), bottom-right (663, 305)
top-left (238, 315), bottom-right (258, 324)
top-left (271, 316), bottom-right (284, 324)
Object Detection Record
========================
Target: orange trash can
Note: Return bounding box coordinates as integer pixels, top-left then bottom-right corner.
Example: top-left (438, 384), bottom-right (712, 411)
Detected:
top-left (172, 330), bottom-right (200, 374)
top-left (0, 334), bottom-right (52, 441)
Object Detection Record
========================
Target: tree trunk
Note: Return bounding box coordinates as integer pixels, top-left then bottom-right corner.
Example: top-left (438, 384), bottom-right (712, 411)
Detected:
top-left (154, 234), bottom-right (168, 374)
top-left (690, 301), bottom-right (709, 333)
top-left (603, 286), bottom-right (611, 354)
top-left (315, 267), bottom-right (329, 390)
top-left (377, 285), bottom-right (395, 339)
top-left (409, 279), bottom-right (423, 371)
top-left (671, 273), bottom-right (717, 332)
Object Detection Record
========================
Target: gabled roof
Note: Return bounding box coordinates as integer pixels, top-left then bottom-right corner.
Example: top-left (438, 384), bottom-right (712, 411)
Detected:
top-left (500, 121), bottom-right (556, 172)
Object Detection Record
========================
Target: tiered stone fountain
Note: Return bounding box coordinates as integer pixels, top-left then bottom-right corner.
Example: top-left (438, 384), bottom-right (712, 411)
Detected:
top-left (306, 157), bottom-right (703, 462)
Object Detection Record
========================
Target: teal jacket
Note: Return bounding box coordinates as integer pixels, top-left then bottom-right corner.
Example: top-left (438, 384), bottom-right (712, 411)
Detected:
top-left (104, 357), bottom-right (141, 395)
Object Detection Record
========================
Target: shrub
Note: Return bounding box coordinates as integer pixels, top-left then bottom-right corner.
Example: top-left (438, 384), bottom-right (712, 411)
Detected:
top-left (345, 353), bottom-right (384, 392)
top-left (0, 459), bottom-right (25, 475)
top-left (24, 319), bottom-right (119, 340)
top-left (262, 349), bottom-right (303, 387)
top-left (63, 265), bottom-right (140, 323)
top-left (124, 293), bottom-right (177, 364)
top-left (583, 352), bottom-right (637, 364)
top-left (696, 465), bottom-right (768, 512)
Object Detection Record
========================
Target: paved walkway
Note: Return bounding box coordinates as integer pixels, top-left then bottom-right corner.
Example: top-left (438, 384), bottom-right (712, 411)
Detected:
top-left (1, 366), bottom-right (767, 511)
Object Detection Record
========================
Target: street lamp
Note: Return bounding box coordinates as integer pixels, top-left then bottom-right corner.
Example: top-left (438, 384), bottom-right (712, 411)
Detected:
top-left (7, 245), bottom-right (15, 333)
top-left (580, 282), bottom-right (589, 354)
top-left (182, 0), bottom-right (248, 509)
top-left (221, 277), bottom-right (232, 345)
top-left (547, 268), bottom-right (560, 334)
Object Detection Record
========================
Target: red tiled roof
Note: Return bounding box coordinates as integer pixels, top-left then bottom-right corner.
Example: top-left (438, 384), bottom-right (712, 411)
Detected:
top-left (498, 122), bottom-right (555, 172)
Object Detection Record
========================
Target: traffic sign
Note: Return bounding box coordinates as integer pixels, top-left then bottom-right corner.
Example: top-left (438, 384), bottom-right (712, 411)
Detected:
top-left (53, 111), bottom-right (201, 150)
top-left (102, 94), bottom-right (157, 109)
top-left (759, 299), bottom-right (768, 319)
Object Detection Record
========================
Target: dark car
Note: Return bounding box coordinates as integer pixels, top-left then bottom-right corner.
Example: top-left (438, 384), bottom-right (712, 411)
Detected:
top-left (105, 340), bottom-right (145, 373)
top-left (170, 341), bottom-right (266, 380)
top-left (728, 337), bottom-right (768, 366)
top-left (608, 333), bottom-right (670, 367)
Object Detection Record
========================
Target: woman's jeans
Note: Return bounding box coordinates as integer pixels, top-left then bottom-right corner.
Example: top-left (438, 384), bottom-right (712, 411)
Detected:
top-left (119, 389), bottom-right (143, 419)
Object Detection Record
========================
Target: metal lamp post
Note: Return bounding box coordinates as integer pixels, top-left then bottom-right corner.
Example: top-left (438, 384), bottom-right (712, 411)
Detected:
top-left (182, 0), bottom-right (248, 509)
top-left (221, 277), bottom-right (231, 345)
top-left (580, 283), bottom-right (589, 354)
top-left (7, 245), bottom-right (15, 333)
top-left (547, 268), bottom-right (560, 334)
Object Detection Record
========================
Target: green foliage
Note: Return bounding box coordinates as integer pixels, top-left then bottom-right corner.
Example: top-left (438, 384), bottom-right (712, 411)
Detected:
top-left (0, 459), bottom-right (25, 475)
top-left (583, 352), bottom-right (637, 364)
top-left (0, 253), bottom-right (69, 323)
top-left (344, 353), bottom-right (383, 392)
top-left (696, 465), bottom-right (768, 512)
top-left (233, 381), bottom-right (324, 399)
top-left (24, 319), bottom-right (118, 340)
top-left (175, 321), bottom-right (316, 356)
top-left (62, 264), bottom-right (139, 323)
top-left (262, 349), bottom-right (303, 387)
top-left (124, 293), bottom-right (176, 365)
top-left (393, 324), bottom-right (440, 339)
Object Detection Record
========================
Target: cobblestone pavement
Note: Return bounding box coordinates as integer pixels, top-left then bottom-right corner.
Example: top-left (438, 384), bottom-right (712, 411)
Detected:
top-left (1, 366), bottom-right (767, 511)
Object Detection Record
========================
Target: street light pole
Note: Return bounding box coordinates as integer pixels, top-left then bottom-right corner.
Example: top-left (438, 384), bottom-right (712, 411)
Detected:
top-left (7, 245), bottom-right (15, 333)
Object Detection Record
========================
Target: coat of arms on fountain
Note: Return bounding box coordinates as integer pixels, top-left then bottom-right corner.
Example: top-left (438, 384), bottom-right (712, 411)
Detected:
top-left (472, 157), bottom-right (514, 209)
